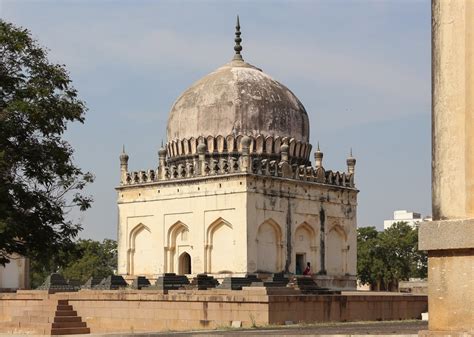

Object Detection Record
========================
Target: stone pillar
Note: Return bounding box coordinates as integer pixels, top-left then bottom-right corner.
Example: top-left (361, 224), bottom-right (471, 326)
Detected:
top-left (419, 1), bottom-right (474, 336)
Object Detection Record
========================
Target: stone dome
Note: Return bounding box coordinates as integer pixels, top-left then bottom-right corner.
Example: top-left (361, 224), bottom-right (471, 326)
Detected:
top-left (166, 58), bottom-right (310, 143)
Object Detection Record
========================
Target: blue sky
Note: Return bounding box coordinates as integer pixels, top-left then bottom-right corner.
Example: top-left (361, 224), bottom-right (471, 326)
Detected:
top-left (1, 0), bottom-right (431, 240)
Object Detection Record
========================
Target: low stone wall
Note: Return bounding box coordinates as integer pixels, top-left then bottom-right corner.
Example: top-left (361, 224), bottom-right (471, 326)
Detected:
top-left (0, 288), bottom-right (427, 334)
top-left (313, 274), bottom-right (357, 290)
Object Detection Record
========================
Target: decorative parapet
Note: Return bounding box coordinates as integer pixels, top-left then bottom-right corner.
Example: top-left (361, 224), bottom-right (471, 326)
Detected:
top-left (119, 138), bottom-right (356, 189)
top-left (120, 154), bottom-right (355, 189)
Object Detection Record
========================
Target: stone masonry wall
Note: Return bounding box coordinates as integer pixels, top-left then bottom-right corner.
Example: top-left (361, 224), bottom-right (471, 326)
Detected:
top-left (0, 289), bottom-right (427, 334)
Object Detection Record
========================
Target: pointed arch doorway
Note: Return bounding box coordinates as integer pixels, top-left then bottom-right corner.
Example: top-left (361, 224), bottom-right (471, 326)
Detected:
top-left (179, 252), bottom-right (191, 275)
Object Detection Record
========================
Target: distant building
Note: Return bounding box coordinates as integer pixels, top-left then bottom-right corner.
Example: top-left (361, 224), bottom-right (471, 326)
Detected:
top-left (383, 210), bottom-right (428, 230)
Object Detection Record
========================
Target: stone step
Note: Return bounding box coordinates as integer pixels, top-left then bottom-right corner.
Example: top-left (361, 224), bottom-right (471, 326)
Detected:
top-left (51, 327), bottom-right (90, 335)
top-left (52, 321), bottom-right (87, 329)
top-left (54, 316), bottom-right (82, 323)
top-left (57, 304), bottom-right (73, 311)
top-left (55, 310), bottom-right (77, 316)
top-left (57, 300), bottom-right (69, 305)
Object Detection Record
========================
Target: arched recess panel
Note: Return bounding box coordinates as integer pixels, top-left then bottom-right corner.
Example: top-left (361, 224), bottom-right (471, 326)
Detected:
top-left (166, 221), bottom-right (189, 273)
top-left (130, 225), bottom-right (153, 275)
top-left (256, 220), bottom-right (282, 273)
top-left (208, 220), bottom-right (233, 273)
top-left (294, 225), bottom-right (313, 272)
top-left (326, 226), bottom-right (346, 275)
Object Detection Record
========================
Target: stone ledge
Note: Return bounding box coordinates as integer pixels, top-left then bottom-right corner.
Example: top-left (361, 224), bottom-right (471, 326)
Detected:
top-left (419, 219), bottom-right (474, 251)
top-left (419, 329), bottom-right (473, 337)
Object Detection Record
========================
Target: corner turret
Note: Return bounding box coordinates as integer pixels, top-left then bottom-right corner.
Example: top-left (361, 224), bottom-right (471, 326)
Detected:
top-left (347, 148), bottom-right (356, 174)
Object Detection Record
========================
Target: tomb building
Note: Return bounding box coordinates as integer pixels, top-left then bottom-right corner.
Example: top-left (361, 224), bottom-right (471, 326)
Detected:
top-left (116, 18), bottom-right (359, 289)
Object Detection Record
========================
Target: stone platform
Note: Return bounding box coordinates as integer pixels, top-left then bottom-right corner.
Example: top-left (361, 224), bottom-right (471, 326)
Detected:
top-left (0, 289), bottom-right (427, 335)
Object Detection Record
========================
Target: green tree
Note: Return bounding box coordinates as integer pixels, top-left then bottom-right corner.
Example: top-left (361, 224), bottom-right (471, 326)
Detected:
top-left (30, 239), bottom-right (117, 288)
top-left (357, 222), bottom-right (427, 291)
top-left (62, 239), bottom-right (117, 283)
top-left (0, 20), bottom-right (93, 266)
top-left (356, 226), bottom-right (379, 286)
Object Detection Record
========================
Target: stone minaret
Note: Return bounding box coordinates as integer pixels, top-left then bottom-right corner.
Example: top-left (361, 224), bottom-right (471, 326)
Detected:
top-left (346, 149), bottom-right (356, 174)
top-left (314, 142), bottom-right (323, 168)
top-left (119, 146), bottom-right (129, 185)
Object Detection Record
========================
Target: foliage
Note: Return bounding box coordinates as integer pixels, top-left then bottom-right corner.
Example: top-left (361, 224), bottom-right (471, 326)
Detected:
top-left (30, 239), bottom-right (117, 288)
top-left (357, 222), bottom-right (427, 290)
top-left (0, 20), bottom-right (93, 265)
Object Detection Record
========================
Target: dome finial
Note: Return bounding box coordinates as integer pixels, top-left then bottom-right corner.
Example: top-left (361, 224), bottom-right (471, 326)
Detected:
top-left (233, 15), bottom-right (243, 61)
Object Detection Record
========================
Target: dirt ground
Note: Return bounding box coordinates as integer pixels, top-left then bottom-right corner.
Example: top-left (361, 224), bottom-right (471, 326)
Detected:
top-left (159, 320), bottom-right (427, 336)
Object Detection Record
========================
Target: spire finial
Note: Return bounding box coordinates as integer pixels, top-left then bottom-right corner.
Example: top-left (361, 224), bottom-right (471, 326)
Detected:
top-left (350, 147), bottom-right (353, 157)
top-left (122, 144), bottom-right (125, 153)
top-left (317, 141), bottom-right (320, 151)
top-left (233, 15), bottom-right (243, 61)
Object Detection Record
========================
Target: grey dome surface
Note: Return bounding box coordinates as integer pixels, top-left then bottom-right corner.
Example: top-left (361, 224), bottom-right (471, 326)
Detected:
top-left (166, 59), bottom-right (310, 143)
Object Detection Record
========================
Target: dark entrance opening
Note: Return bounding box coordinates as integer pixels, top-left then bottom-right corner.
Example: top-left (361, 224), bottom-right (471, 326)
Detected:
top-left (179, 252), bottom-right (191, 275)
top-left (296, 253), bottom-right (305, 275)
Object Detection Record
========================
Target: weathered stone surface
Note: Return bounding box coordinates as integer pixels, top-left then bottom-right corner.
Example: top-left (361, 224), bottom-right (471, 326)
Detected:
top-left (419, 1), bottom-right (474, 336)
top-left (419, 219), bottom-right (474, 250)
top-left (167, 59), bottom-right (310, 144)
top-left (431, 0), bottom-right (474, 221)
top-left (0, 290), bottom-right (428, 334)
top-left (0, 253), bottom-right (29, 290)
top-left (424, 249), bottom-right (474, 334)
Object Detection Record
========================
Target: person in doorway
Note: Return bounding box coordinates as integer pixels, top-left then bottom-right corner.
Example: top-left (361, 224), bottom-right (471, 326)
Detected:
top-left (303, 262), bottom-right (311, 275)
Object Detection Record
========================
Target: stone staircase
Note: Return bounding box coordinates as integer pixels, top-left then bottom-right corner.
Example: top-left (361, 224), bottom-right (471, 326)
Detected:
top-left (7, 299), bottom-right (90, 335)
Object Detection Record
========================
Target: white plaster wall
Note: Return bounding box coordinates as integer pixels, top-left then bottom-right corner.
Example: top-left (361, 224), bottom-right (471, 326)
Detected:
top-left (117, 176), bottom-right (249, 277)
top-left (117, 174), bottom-right (357, 279)
top-left (246, 176), bottom-right (357, 277)
top-left (0, 255), bottom-right (29, 289)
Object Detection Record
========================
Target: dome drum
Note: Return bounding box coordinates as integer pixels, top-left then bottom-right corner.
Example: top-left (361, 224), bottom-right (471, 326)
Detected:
top-left (165, 134), bottom-right (312, 166)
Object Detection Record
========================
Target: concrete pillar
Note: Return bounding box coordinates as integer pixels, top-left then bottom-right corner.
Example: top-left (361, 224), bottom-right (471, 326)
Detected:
top-left (419, 1), bottom-right (474, 336)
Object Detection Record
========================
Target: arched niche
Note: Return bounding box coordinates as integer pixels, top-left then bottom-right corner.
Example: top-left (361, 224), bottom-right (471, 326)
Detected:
top-left (256, 219), bottom-right (283, 273)
top-left (294, 222), bottom-right (317, 274)
top-left (205, 217), bottom-right (233, 273)
top-left (165, 221), bottom-right (189, 273)
top-left (326, 224), bottom-right (348, 275)
top-left (128, 223), bottom-right (153, 275)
